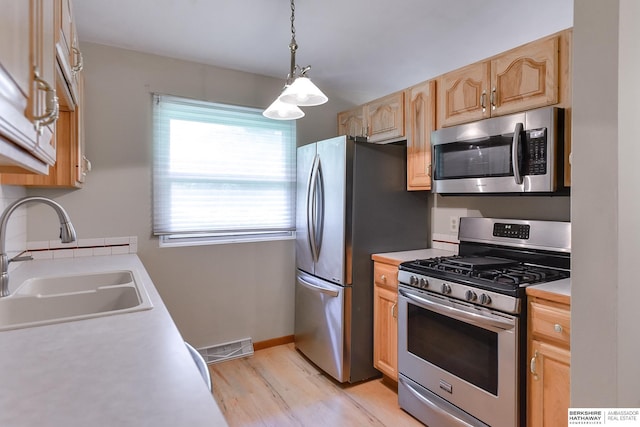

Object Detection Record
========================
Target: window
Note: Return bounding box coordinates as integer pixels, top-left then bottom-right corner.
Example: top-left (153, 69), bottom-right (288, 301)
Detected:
top-left (152, 94), bottom-right (296, 246)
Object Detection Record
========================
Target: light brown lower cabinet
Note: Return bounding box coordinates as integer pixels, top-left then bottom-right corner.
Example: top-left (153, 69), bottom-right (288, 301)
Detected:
top-left (373, 261), bottom-right (399, 381)
top-left (527, 289), bottom-right (571, 427)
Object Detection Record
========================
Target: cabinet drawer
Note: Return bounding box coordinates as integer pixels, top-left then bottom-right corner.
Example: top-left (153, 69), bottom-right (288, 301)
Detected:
top-left (373, 263), bottom-right (398, 289)
top-left (530, 301), bottom-right (571, 346)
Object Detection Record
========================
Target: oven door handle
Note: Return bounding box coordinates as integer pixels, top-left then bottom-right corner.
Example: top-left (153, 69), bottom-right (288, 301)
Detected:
top-left (399, 290), bottom-right (515, 331)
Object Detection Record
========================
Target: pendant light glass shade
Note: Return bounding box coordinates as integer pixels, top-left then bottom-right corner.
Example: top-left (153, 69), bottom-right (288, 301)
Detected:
top-left (262, 97), bottom-right (305, 120)
top-left (262, 0), bottom-right (327, 120)
top-left (279, 76), bottom-right (328, 106)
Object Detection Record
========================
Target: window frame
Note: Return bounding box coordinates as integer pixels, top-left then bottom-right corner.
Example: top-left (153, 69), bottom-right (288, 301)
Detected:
top-left (152, 94), bottom-right (297, 247)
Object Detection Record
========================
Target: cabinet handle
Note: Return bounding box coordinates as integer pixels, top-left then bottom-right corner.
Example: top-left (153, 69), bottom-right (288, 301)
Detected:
top-left (32, 67), bottom-right (59, 132)
top-left (380, 274), bottom-right (387, 283)
top-left (426, 164), bottom-right (432, 176)
top-left (530, 350), bottom-right (539, 380)
top-left (480, 91), bottom-right (486, 113)
top-left (82, 156), bottom-right (92, 177)
top-left (490, 87), bottom-right (497, 110)
top-left (391, 303), bottom-right (397, 319)
top-left (71, 47), bottom-right (84, 74)
top-left (554, 323), bottom-right (563, 333)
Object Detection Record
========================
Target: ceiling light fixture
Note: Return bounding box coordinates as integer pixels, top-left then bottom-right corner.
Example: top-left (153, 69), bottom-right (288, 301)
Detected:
top-left (263, 0), bottom-right (328, 120)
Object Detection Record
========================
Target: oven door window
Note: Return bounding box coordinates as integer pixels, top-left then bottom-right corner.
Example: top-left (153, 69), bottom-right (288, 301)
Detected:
top-left (434, 135), bottom-right (516, 180)
top-left (407, 303), bottom-right (498, 395)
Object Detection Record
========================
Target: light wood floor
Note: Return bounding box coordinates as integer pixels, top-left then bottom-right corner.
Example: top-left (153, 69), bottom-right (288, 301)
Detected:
top-left (208, 343), bottom-right (424, 427)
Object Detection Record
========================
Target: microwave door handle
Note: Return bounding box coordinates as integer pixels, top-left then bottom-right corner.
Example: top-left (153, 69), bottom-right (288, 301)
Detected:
top-left (512, 122), bottom-right (524, 185)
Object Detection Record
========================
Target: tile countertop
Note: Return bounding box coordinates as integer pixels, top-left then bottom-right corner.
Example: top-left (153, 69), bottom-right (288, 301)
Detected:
top-left (0, 254), bottom-right (228, 427)
top-left (371, 248), bottom-right (455, 266)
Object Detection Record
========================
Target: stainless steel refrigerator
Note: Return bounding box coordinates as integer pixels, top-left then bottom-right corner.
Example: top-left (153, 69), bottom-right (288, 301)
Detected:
top-left (295, 136), bottom-right (429, 383)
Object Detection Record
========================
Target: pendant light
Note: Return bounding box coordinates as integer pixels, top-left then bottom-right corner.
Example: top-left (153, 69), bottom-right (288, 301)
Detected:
top-left (263, 0), bottom-right (328, 120)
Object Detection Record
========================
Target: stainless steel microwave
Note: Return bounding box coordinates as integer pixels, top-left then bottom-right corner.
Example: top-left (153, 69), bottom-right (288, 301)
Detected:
top-left (431, 107), bottom-right (565, 194)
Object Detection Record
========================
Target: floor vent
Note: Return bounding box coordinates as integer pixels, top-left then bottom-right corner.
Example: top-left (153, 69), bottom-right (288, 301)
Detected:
top-left (197, 338), bottom-right (254, 364)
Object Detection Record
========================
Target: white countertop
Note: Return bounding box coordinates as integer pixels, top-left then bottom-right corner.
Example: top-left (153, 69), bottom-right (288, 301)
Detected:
top-left (0, 254), bottom-right (228, 427)
top-left (371, 248), bottom-right (454, 266)
top-left (527, 277), bottom-right (571, 297)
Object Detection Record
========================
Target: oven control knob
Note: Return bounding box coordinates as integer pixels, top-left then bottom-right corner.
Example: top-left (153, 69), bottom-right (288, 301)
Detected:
top-left (441, 283), bottom-right (452, 294)
top-left (409, 275), bottom-right (418, 286)
top-left (480, 293), bottom-right (492, 305)
top-left (419, 278), bottom-right (429, 288)
top-left (465, 290), bottom-right (477, 302)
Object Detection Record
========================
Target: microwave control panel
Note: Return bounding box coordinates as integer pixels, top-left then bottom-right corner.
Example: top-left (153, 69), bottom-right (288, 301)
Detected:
top-left (523, 128), bottom-right (547, 175)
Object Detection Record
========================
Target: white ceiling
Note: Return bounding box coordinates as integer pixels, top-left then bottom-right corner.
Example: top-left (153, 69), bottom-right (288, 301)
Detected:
top-left (74, 0), bottom-right (573, 105)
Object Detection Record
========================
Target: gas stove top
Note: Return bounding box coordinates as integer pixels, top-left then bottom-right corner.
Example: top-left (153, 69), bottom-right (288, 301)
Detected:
top-left (400, 255), bottom-right (569, 294)
top-left (398, 217), bottom-right (571, 314)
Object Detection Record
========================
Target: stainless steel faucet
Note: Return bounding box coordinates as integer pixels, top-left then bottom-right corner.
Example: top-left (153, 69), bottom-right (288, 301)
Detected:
top-left (0, 196), bottom-right (77, 297)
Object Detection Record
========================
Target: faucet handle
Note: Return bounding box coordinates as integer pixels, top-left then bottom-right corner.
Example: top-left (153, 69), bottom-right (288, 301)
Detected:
top-left (9, 255), bottom-right (34, 263)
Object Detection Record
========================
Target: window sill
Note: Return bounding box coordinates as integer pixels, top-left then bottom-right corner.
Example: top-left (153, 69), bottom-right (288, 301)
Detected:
top-left (158, 232), bottom-right (295, 248)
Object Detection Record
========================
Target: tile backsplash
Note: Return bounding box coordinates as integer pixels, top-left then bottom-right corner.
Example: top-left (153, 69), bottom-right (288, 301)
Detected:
top-left (26, 236), bottom-right (138, 259)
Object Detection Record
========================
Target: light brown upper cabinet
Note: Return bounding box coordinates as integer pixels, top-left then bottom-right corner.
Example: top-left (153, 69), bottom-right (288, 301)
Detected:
top-left (365, 91), bottom-right (405, 143)
top-left (0, 0), bottom-right (58, 174)
top-left (1, 0), bottom-right (88, 187)
top-left (2, 73), bottom-right (88, 188)
top-left (337, 106), bottom-right (366, 139)
top-left (437, 33), bottom-right (562, 129)
top-left (338, 91), bottom-right (405, 144)
top-left (405, 80), bottom-right (435, 191)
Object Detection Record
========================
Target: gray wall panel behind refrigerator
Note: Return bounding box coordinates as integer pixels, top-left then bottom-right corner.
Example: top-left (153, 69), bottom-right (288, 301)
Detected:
top-left (348, 141), bottom-right (429, 382)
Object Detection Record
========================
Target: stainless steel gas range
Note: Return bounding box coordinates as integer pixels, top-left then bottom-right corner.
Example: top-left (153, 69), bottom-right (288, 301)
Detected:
top-left (397, 217), bottom-right (570, 427)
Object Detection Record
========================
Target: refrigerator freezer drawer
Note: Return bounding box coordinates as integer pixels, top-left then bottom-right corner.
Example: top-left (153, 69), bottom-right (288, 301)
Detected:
top-left (294, 270), bottom-right (349, 382)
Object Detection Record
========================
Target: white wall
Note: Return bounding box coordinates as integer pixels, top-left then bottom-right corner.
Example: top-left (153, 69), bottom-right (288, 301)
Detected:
top-left (0, 185), bottom-right (27, 261)
top-left (572, 0), bottom-right (640, 406)
top-left (429, 195), bottom-right (570, 245)
top-left (24, 43), bottom-right (350, 349)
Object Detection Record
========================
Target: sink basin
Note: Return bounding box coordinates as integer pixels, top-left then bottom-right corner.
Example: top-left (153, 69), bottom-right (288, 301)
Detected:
top-left (0, 270), bottom-right (153, 331)
top-left (15, 271), bottom-right (135, 296)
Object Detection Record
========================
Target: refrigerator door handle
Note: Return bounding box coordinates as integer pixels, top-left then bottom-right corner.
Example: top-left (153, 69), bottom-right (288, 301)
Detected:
top-left (298, 276), bottom-right (340, 297)
top-left (307, 154), bottom-right (320, 262)
top-left (315, 159), bottom-right (325, 257)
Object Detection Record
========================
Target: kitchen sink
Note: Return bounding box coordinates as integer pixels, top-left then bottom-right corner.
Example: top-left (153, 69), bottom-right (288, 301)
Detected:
top-left (14, 271), bottom-right (135, 296)
top-left (0, 270), bottom-right (153, 331)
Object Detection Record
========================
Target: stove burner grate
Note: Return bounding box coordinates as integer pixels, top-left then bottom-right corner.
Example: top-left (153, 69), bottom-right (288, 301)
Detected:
top-left (403, 255), bottom-right (568, 289)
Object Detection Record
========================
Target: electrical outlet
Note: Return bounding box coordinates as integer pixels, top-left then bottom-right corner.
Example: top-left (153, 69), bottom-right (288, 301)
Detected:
top-left (449, 216), bottom-right (459, 233)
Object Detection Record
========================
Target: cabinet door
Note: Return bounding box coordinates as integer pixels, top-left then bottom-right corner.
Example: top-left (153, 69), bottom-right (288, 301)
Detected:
top-left (30, 0), bottom-right (57, 165)
top-left (528, 339), bottom-right (571, 427)
top-left (337, 107), bottom-right (365, 137)
top-left (0, 0), bottom-right (54, 173)
top-left (491, 36), bottom-right (559, 117)
top-left (406, 80), bottom-right (435, 191)
top-left (55, 0), bottom-right (81, 110)
top-left (366, 91), bottom-right (405, 143)
top-left (373, 283), bottom-right (398, 380)
top-left (0, 1), bottom-right (35, 156)
top-left (0, 1), bottom-right (31, 94)
top-left (437, 61), bottom-right (490, 128)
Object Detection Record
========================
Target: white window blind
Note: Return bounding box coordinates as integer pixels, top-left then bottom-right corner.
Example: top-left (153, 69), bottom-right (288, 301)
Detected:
top-left (152, 94), bottom-right (296, 244)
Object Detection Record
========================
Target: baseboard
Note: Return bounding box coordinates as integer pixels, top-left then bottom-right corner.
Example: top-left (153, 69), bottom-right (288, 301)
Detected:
top-left (253, 335), bottom-right (294, 351)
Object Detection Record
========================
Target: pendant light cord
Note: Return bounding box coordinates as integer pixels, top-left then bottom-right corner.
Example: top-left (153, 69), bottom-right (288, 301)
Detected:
top-left (288, 0), bottom-right (298, 82)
